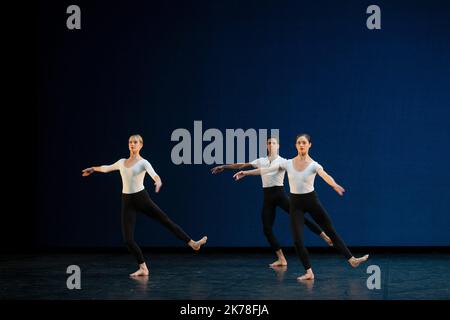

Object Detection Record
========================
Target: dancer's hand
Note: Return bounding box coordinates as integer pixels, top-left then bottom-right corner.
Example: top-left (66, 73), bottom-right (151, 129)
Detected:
top-left (211, 165), bottom-right (224, 174)
top-left (154, 180), bottom-right (162, 193)
top-left (233, 171), bottom-right (246, 181)
top-left (82, 167), bottom-right (94, 176)
top-left (333, 184), bottom-right (345, 196)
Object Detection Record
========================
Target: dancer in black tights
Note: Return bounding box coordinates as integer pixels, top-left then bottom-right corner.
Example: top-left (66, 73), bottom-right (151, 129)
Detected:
top-left (234, 134), bottom-right (369, 280)
top-left (211, 137), bottom-right (333, 267)
top-left (82, 134), bottom-right (207, 277)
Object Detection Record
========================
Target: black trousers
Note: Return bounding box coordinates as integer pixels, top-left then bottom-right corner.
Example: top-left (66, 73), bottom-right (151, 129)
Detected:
top-left (262, 186), bottom-right (323, 252)
top-left (121, 189), bottom-right (191, 264)
top-left (290, 191), bottom-right (353, 270)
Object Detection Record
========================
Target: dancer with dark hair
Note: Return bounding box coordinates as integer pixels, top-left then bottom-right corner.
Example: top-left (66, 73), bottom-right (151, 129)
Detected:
top-left (211, 137), bottom-right (333, 267)
top-left (82, 134), bottom-right (207, 277)
top-left (233, 134), bottom-right (368, 280)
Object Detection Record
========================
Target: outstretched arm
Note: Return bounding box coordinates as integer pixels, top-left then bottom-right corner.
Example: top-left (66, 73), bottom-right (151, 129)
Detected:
top-left (233, 165), bottom-right (281, 181)
top-left (82, 160), bottom-right (121, 176)
top-left (211, 163), bottom-right (253, 174)
top-left (317, 168), bottom-right (345, 196)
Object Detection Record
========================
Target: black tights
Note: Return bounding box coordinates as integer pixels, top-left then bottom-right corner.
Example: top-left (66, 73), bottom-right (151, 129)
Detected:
top-left (290, 191), bottom-right (352, 270)
top-left (121, 189), bottom-right (191, 265)
top-left (262, 186), bottom-right (323, 252)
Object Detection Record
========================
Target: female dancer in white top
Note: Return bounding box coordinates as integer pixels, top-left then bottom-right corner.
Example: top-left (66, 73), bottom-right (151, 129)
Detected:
top-left (233, 134), bottom-right (368, 280)
top-left (82, 134), bottom-right (207, 277)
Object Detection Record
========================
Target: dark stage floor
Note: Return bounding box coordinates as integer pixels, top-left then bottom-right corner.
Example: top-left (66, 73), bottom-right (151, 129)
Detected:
top-left (1, 253), bottom-right (449, 300)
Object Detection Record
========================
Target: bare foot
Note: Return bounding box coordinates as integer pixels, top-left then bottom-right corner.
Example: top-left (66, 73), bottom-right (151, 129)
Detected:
top-left (297, 269), bottom-right (314, 281)
top-left (129, 267), bottom-right (149, 277)
top-left (348, 254), bottom-right (369, 268)
top-left (269, 259), bottom-right (287, 267)
top-left (190, 236), bottom-right (208, 251)
top-left (320, 232), bottom-right (333, 247)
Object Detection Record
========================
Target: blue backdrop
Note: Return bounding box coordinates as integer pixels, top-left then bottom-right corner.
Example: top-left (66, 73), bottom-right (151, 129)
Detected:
top-left (37, 0), bottom-right (450, 248)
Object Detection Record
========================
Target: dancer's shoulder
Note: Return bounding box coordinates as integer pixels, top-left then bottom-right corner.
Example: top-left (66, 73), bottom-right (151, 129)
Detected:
top-left (278, 158), bottom-right (291, 169)
top-left (311, 159), bottom-right (323, 172)
top-left (141, 158), bottom-right (157, 168)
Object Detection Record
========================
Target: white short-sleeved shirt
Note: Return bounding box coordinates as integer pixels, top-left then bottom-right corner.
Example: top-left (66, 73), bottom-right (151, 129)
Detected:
top-left (99, 158), bottom-right (158, 194)
top-left (279, 159), bottom-right (323, 194)
top-left (250, 156), bottom-right (287, 188)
